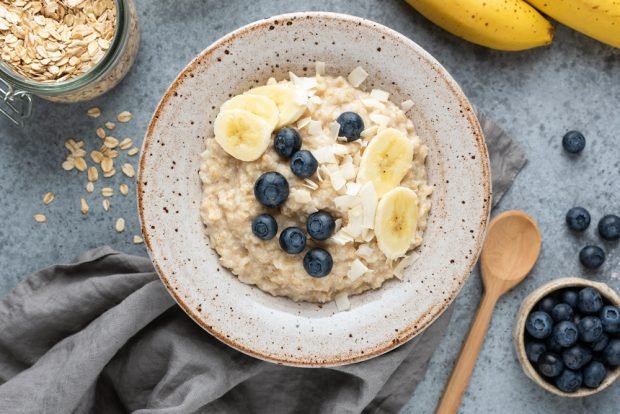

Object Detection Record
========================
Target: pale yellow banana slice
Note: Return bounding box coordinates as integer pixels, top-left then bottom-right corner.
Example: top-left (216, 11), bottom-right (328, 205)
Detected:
top-left (213, 109), bottom-right (272, 161)
top-left (374, 187), bottom-right (419, 260)
top-left (357, 128), bottom-right (414, 197)
top-left (246, 84), bottom-right (308, 128)
top-left (221, 94), bottom-right (279, 130)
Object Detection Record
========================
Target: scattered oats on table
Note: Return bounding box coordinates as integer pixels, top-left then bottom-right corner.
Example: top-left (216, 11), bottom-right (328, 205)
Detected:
top-left (101, 187), bottom-right (113, 197)
top-left (42, 192), bottom-right (55, 205)
top-left (127, 147), bottom-right (139, 156)
top-left (133, 235), bottom-right (143, 244)
top-left (33, 214), bottom-right (47, 223)
top-left (80, 198), bottom-right (89, 214)
top-left (87, 107), bottom-right (102, 118)
top-left (96, 128), bottom-right (106, 139)
top-left (102, 199), bottom-right (110, 211)
top-left (119, 183), bottom-right (128, 196)
top-left (115, 217), bottom-right (125, 233)
top-left (121, 163), bottom-right (135, 178)
top-left (117, 111), bottom-right (132, 123)
top-left (105, 121), bottom-right (116, 130)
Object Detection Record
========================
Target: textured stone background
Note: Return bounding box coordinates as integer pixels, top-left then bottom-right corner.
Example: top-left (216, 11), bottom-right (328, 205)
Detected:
top-left (1, 1), bottom-right (619, 412)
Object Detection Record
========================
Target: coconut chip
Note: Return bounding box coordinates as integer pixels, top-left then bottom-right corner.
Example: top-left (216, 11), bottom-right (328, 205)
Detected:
top-left (348, 259), bottom-right (370, 281)
top-left (401, 100), bottom-right (414, 112)
top-left (334, 292), bottom-right (350, 311)
top-left (315, 61), bottom-right (325, 76)
top-left (347, 66), bottom-right (368, 88)
top-left (370, 89), bottom-right (390, 102)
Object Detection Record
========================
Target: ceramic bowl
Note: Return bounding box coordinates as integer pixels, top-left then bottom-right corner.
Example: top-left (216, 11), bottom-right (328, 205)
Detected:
top-left (138, 12), bottom-right (491, 366)
top-left (514, 277), bottom-right (620, 397)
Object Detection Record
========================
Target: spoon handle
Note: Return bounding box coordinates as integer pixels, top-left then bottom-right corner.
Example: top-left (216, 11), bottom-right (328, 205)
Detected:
top-left (435, 291), bottom-right (499, 414)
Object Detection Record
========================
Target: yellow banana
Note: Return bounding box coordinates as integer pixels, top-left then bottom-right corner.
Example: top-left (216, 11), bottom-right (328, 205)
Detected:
top-left (404, 0), bottom-right (554, 51)
top-left (526, 0), bottom-right (620, 48)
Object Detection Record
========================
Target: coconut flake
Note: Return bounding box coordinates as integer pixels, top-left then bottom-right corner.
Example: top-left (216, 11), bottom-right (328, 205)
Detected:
top-left (362, 228), bottom-right (375, 242)
top-left (348, 259), bottom-right (370, 281)
top-left (356, 244), bottom-right (374, 257)
top-left (313, 147), bottom-right (337, 164)
top-left (345, 205), bottom-right (364, 237)
top-left (289, 71), bottom-right (300, 83)
top-left (370, 89), bottom-right (390, 102)
top-left (341, 157), bottom-right (356, 180)
top-left (359, 182), bottom-right (378, 228)
top-left (292, 189), bottom-right (312, 204)
top-left (331, 229), bottom-right (354, 245)
top-left (307, 120), bottom-right (323, 136)
top-left (298, 77), bottom-right (318, 90)
top-left (297, 116), bottom-right (312, 129)
top-left (266, 77), bottom-right (277, 85)
top-left (303, 179), bottom-right (319, 190)
top-left (393, 254), bottom-right (417, 280)
top-left (332, 144), bottom-right (350, 157)
top-left (347, 66), bottom-right (368, 88)
top-left (329, 121), bottom-right (341, 140)
top-left (401, 99), bottom-right (414, 111)
top-left (335, 292), bottom-right (350, 311)
top-left (369, 113), bottom-right (390, 126)
top-left (327, 168), bottom-right (346, 191)
top-left (361, 98), bottom-right (386, 110)
top-left (334, 218), bottom-right (343, 233)
top-left (361, 125), bottom-right (379, 139)
top-left (346, 182), bottom-right (362, 196)
top-left (334, 195), bottom-right (360, 209)
top-left (315, 61), bottom-right (326, 76)
top-left (309, 95), bottom-right (322, 104)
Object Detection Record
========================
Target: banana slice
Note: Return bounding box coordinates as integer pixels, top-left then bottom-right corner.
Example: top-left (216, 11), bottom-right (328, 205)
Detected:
top-left (221, 94), bottom-right (279, 130)
top-left (357, 128), bottom-right (414, 197)
top-left (246, 84), bottom-right (308, 128)
top-left (374, 187), bottom-right (419, 260)
top-left (213, 109), bottom-right (272, 161)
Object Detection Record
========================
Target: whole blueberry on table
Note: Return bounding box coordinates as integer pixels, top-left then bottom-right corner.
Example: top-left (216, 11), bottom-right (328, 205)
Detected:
top-left (603, 339), bottom-right (620, 366)
top-left (552, 303), bottom-right (574, 322)
top-left (565, 207), bottom-right (590, 232)
top-left (562, 345), bottom-right (592, 370)
top-left (583, 361), bottom-right (607, 389)
top-left (600, 305), bottom-right (620, 333)
top-left (254, 171), bottom-right (289, 208)
top-left (274, 128), bottom-right (302, 159)
top-left (538, 296), bottom-right (557, 314)
top-left (278, 227), bottom-right (307, 254)
top-left (578, 316), bottom-right (603, 343)
top-left (303, 248), bottom-right (333, 277)
top-left (251, 213), bottom-right (278, 240)
top-left (306, 211), bottom-right (336, 241)
top-left (526, 311), bottom-right (554, 339)
top-left (555, 369), bottom-right (583, 393)
top-left (562, 130), bottom-right (586, 154)
top-left (537, 352), bottom-right (564, 378)
top-left (578, 287), bottom-right (604, 314)
top-left (561, 290), bottom-right (578, 309)
top-left (553, 321), bottom-right (579, 348)
top-left (598, 214), bottom-right (620, 241)
top-left (591, 333), bottom-right (609, 353)
top-left (526, 342), bottom-right (547, 363)
top-left (290, 150), bottom-right (318, 178)
top-left (546, 336), bottom-right (564, 353)
top-left (579, 245), bottom-right (605, 269)
top-left (336, 111), bottom-right (365, 141)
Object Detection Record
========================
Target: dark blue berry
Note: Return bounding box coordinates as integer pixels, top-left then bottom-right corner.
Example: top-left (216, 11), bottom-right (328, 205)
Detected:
top-left (578, 287), bottom-right (604, 314)
top-left (555, 369), bottom-right (582, 393)
top-left (598, 215), bottom-right (620, 241)
top-left (562, 345), bottom-right (592, 370)
top-left (603, 339), bottom-right (620, 366)
top-left (579, 245), bottom-right (605, 269)
top-left (578, 316), bottom-right (603, 343)
top-left (562, 130), bottom-right (586, 154)
top-left (561, 290), bottom-right (578, 309)
top-left (583, 361), bottom-right (607, 389)
top-left (306, 211), bottom-right (336, 241)
top-left (546, 336), bottom-right (564, 353)
top-left (290, 150), bottom-right (318, 178)
top-left (537, 352), bottom-right (564, 378)
top-left (336, 112), bottom-right (364, 141)
top-left (526, 311), bottom-right (554, 339)
top-left (526, 342), bottom-right (547, 363)
top-left (251, 214), bottom-right (277, 240)
top-left (254, 171), bottom-right (289, 208)
top-left (565, 207), bottom-right (590, 232)
top-left (552, 303), bottom-right (574, 322)
top-left (278, 227), bottom-right (306, 254)
top-left (591, 334), bottom-right (609, 353)
top-left (553, 321), bottom-right (579, 348)
top-left (538, 296), bottom-right (557, 314)
top-left (274, 128), bottom-right (302, 159)
top-left (600, 306), bottom-right (620, 334)
top-left (303, 248), bottom-right (333, 277)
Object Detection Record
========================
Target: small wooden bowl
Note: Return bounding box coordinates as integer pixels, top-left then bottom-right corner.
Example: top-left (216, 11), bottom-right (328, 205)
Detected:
top-left (514, 277), bottom-right (620, 397)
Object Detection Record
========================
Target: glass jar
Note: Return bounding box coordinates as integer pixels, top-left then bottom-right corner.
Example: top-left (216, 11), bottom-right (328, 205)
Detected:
top-left (0, 0), bottom-right (140, 127)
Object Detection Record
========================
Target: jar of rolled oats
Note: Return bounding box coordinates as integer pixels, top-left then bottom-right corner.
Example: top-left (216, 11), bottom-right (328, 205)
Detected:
top-left (0, 0), bottom-right (140, 127)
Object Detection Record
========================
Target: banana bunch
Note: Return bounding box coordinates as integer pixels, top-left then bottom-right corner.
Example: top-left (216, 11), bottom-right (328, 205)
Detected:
top-left (404, 0), bottom-right (620, 50)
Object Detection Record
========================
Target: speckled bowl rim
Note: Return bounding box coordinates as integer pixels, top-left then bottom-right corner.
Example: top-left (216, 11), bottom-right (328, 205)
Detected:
top-left (138, 12), bottom-right (491, 366)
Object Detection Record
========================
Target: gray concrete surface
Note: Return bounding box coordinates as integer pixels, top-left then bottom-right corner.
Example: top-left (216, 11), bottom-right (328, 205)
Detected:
top-left (1, 1), bottom-right (619, 413)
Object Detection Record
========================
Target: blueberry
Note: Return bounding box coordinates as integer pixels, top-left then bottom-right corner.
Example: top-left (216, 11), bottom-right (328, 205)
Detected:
top-left (538, 296), bottom-right (557, 314)
top-left (603, 339), bottom-right (620, 366)
top-left (600, 306), bottom-right (620, 334)
top-left (546, 336), bottom-right (564, 354)
top-left (565, 207), bottom-right (590, 232)
top-left (290, 150), bottom-right (318, 178)
top-left (254, 172), bottom-right (289, 208)
top-left (578, 316), bottom-right (604, 343)
top-left (306, 211), bottom-right (336, 241)
top-left (562, 345), bottom-right (592, 370)
top-left (336, 112), bottom-right (364, 142)
top-left (251, 214), bottom-right (277, 240)
top-left (537, 352), bottom-right (564, 378)
top-left (278, 227), bottom-right (306, 254)
top-left (555, 369), bottom-right (583, 393)
top-left (274, 128), bottom-right (302, 159)
top-left (551, 303), bottom-right (574, 322)
top-left (583, 361), bottom-right (607, 389)
top-left (526, 342), bottom-right (547, 363)
top-left (562, 130), bottom-right (586, 154)
top-left (303, 248), bottom-right (333, 277)
top-left (598, 215), bottom-right (620, 241)
top-left (561, 290), bottom-right (578, 309)
top-left (591, 334), bottom-right (609, 353)
top-left (526, 311), bottom-right (554, 339)
top-left (579, 245), bottom-right (605, 269)
top-left (578, 287), bottom-right (604, 314)
top-left (553, 321), bottom-right (579, 348)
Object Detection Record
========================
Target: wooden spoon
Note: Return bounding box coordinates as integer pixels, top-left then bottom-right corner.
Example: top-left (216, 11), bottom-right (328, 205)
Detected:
top-left (436, 210), bottom-right (542, 414)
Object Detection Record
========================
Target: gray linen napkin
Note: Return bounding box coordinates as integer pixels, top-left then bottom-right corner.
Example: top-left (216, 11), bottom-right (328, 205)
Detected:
top-left (0, 114), bottom-right (525, 414)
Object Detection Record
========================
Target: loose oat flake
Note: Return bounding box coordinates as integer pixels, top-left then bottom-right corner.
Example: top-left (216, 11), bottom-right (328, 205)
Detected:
top-left (102, 199), bottom-right (110, 211)
top-left (80, 198), bottom-right (89, 214)
top-left (119, 138), bottom-right (132, 150)
top-left (33, 214), bottom-right (47, 223)
top-left (101, 187), bottom-right (113, 197)
top-left (96, 128), bottom-right (106, 139)
top-left (43, 192), bottom-right (55, 205)
top-left (87, 107), bottom-right (102, 118)
top-left (133, 235), bottom-right (143, 244)
top-left (127, 147), bottom-right (139, 156)
top-left (121, 163), bottom-right (135, 178)
top-left (119, 183), bottom-right (128, 196)
top-left (86, 181), bottom-right (94, 193)
top-left (105, 121), bottom-right (116, 130)
top-left (87, 166), bottom-right (98, 182)
top-left (101, 157), bottom-right (113, 173)
top-left (115, 217), bottom-right (125, 232)
top-left (104, 136), bottom-right (119, 149)
top-left (90, 150), bottom-right (103, 163)
top-left (74, 157), bottom-right (87, 172)
top-left (117, 111), bottom-right (132, 123)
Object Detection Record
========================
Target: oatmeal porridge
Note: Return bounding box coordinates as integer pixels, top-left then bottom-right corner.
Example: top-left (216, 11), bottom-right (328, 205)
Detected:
top-left (199, 63), bottom-right (432, 305)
